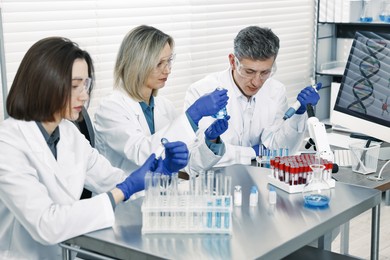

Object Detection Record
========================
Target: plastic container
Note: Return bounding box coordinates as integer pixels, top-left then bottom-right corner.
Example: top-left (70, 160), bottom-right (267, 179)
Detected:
top-left (349, 142), bottom-right (380, 174)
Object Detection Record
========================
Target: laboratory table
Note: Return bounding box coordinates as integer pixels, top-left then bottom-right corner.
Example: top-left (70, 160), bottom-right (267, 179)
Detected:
top-left (60, 165), bottom-right (381, 260)
top-left (333, 159), bottom-right (390, 205)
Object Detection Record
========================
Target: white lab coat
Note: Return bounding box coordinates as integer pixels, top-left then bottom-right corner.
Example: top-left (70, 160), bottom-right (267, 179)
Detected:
top-left (94, 88), bottom-right (222, 175)
top-left (0, 118), bottom-right (126, 260)
top-left (184, 68), bottom-right (308, 166)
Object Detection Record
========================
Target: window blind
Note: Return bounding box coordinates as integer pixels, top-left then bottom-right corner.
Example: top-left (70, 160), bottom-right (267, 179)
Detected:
top-left (0, 0), bottom-right (315, 121)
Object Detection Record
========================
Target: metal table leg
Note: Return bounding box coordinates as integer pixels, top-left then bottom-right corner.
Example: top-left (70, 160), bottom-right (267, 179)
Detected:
top-left (370, 204), bottom-right (380, 260)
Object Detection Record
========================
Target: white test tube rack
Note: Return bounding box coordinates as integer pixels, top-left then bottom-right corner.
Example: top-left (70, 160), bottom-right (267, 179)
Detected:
top-left (141, 171), bottom-right (233, 234)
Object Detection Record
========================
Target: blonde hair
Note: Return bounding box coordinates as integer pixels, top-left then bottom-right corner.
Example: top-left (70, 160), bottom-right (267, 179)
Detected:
top-left (114, 25), bottom-right (174, 101)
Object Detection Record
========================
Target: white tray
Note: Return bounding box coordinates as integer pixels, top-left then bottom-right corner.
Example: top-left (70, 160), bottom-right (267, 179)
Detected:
top-left (267, 175), bottom-right (335, 193)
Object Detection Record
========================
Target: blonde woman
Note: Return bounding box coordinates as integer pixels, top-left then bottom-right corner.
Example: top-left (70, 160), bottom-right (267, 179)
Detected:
top-left (94, 25), bottom-right (230, 175)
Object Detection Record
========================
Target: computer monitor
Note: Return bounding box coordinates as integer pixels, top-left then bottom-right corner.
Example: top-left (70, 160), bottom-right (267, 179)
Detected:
top-left (331, 31), bottom-right (390, 144)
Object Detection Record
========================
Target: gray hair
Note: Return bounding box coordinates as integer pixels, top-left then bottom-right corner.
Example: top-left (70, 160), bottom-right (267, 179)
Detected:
top-left (114, 25), bottom-right (174, 101)
top-left (234, 26), bottom-right (279, 61)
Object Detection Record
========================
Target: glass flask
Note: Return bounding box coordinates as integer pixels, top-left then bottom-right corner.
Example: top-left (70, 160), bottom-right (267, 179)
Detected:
top-left (360, 0), bottom-right (373, 22)
top-left (379, 0), bottom-right (390, 22)
top-left (302, 164), bottom-right (331, 207)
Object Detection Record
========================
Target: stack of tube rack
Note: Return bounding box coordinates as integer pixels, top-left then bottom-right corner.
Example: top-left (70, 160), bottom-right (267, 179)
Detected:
top-left (266, 154), bottom-right (336, 193)
top-left (141, 171), bottom-right (233, 234)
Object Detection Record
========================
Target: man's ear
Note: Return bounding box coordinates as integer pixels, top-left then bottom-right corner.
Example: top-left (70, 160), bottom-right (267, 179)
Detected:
top-left (228, 53), bottom-right (236, 69)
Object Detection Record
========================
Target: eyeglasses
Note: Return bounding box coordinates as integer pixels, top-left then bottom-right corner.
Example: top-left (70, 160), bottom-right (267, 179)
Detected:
top-left (234, 56), bottom-right (276, 80)
top-left (154, 53), bottom-right (176, 73)
top-left (72, 77), bottom-right (92, 94)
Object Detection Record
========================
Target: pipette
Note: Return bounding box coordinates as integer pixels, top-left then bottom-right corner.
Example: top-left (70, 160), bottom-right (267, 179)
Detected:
top-left (283, 83), bottom-right (322, 120)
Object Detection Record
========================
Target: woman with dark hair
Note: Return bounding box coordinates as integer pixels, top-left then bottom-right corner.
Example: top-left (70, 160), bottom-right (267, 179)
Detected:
top-left (0, 36), bottom-right (188, 259)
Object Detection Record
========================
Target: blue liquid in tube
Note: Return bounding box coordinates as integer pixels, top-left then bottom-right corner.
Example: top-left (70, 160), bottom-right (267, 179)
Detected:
top-left (215, 198), bottom-right (222, 228)
top-left (207, 200), bottom-right (213, 228)
top-left (224, 197), bottom-right (230, 229)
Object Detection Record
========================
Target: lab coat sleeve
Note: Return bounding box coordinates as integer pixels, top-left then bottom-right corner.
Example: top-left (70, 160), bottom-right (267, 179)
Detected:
top-left (0, 140), bottom-right (116, 246)
top-left (83, 147), bottom-right (127, 194)
top-left (208, 143), bottom-right (255, 167)
top-left (94, 93), bottom-right (196, 170)
top-left (184, 131), bottom-right (226, 173)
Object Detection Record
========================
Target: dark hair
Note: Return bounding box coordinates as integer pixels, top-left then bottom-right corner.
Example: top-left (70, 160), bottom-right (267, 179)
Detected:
top-left (7, 37), bottom-right (94, 121)
top-left (234, 26), bottom-right (280, 61)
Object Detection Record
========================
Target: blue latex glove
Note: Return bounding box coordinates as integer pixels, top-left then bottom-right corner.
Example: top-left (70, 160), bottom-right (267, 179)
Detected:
top-left (204, 115), bottom-right (230, 140)
top-left (116, 153), bottom-right (158, 201)
top-left (252, 144), bottom-right (260, 157)
top-left (186, 88), bottom-right (229, 125)
top-left (296, 83), bottom-right (322, 114)
top-left (162, 141), bottom-right (189, 174)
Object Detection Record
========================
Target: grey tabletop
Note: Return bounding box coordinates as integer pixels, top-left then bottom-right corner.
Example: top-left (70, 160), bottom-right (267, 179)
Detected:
top-left (333, 159), bottom-right (390, 191)
top-left (63, 165), bottom-right (381, 260)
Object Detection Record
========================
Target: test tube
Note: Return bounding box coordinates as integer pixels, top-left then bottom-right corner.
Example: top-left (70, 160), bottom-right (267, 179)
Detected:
top-left (154, 138), bottom-right (169, 159)
top-left (224, 176), bottom-right (232, 229)
top-left (207, 170), bottom-right (215, 196)
top-left (198, 170), bottom-right (206, 196)
top-left (207, 199), bottom-right (213, 228)
top-left (215, 173), bottom-right (223, 195)
top-left (144, 171), bottom-right (153, 205)
top-left (215, 197), bottom-right (222, 228)
top-left (189, 171), bottom-right (196, 196)
top-left (224, 176), bottom-right (232, 196)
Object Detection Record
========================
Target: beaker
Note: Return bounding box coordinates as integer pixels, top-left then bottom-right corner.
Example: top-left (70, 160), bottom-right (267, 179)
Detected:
top-left (302, 164), bottom-right (331, 207)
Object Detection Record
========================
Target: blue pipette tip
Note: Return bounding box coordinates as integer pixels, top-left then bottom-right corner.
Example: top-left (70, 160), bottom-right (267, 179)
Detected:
top-left (283, 107), bottom-right (296, 120)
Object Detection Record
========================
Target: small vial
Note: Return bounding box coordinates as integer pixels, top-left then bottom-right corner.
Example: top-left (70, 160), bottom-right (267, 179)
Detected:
top-left (269, 186), bottom-right (277, 205)
top-left (234, 185), bottom-right (242, 206)
top-left (212, 87), bottom-right (227, 119)
top-left (249, 186), bottom-right (258, 207)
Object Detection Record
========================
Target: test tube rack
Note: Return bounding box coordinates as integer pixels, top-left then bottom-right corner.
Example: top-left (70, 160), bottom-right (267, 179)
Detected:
top-left (267, 175), bottom-right (335, 193)
top-left (265, 154), bottom-right (336, 193)
top-left (141, 195), bottom-right (233, 234)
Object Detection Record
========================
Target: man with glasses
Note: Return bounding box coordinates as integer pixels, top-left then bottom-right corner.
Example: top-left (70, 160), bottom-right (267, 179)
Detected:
top-left (184, 26), bottom-right (321, 166)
